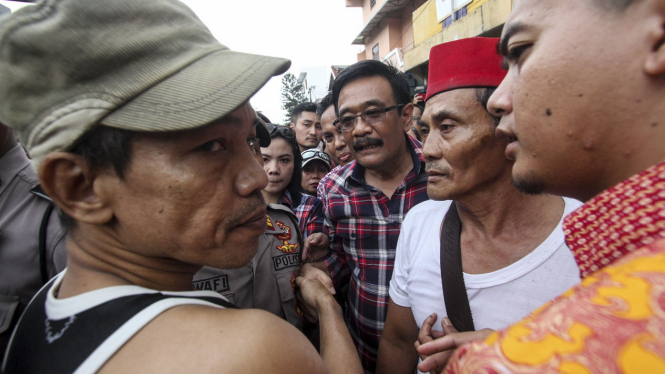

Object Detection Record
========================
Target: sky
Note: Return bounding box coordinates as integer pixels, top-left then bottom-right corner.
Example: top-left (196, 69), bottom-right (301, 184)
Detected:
top-left (179, 0), bottom-right (364, 122)
top-left (1, 0), bottom-right (364, 123)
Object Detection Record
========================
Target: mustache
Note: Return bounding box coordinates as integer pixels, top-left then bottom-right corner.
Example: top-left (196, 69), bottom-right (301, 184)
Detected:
top-left (353, 137), bottom-right (384, 151)
top-left (426, 165), bottom-right (451, 175)
top-left (226, 191), bottom-right (266, 228)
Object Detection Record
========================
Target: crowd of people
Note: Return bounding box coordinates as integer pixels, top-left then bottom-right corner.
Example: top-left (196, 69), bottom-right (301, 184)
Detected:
top-left (1, 0), bottom-right (664, 373)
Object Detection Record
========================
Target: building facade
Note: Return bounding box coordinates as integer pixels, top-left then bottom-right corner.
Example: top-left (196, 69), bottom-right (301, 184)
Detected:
top-left (404, 0), bottom-right (513, 83)
top-left (346, 0), bottom-right (427, 71)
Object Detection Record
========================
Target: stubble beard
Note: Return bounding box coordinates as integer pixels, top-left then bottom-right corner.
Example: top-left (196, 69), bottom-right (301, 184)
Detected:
top-left (512, 170), bottom-right (546, 195)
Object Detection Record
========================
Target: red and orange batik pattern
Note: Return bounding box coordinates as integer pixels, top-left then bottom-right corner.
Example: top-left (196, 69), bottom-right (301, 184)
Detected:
top-left (445, 161), bottom-right (665, 374)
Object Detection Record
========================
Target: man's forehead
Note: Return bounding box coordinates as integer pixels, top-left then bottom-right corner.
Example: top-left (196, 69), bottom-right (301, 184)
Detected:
top-left (424, 88), bottom-right (477, 115)
top-left (320, 116), bottom-right (337, 131)
top-left (321, 105), bottom-right (336, 119)
top-left (338, 76), bottom-right (393, 111)
top-left (504, 0), bottom-right (556, 31)
top-left (297, 112), bottom-right (318, 122)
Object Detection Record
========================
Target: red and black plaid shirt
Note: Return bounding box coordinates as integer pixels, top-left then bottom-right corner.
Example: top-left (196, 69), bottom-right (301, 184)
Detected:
top-left (318, 135), bottom-right (429, 372)
top-left (281, 191), bottom-right (325, 239)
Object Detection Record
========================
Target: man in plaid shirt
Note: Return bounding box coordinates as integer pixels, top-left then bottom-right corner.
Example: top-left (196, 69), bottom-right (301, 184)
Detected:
top-left (302, 60), bottom-right (429, 373)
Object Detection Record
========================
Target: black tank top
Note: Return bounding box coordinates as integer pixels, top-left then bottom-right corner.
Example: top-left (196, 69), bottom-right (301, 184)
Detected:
top-left (2, 274), bottom-right (236, 374)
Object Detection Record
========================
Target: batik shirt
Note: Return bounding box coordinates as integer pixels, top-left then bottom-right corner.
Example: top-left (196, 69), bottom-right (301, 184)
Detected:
top-left (445, 161), bottom-right (665, 374)
top-left (318, 135), bottom-right (429, 372)
top-left (281, 190), bottom-right (324, 239)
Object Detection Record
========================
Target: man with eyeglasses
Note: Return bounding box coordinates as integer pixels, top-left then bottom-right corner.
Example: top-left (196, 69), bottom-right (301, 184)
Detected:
top-left (301, 60), bottom-right (430, 372)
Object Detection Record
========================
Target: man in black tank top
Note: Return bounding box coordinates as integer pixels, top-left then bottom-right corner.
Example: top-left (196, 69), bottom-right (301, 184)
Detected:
top-left (0, 1), bottom-right (362, 373)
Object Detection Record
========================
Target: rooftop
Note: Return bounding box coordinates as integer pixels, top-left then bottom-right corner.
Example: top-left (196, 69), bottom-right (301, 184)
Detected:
top-left (352, 0), bottom-right (411, 45)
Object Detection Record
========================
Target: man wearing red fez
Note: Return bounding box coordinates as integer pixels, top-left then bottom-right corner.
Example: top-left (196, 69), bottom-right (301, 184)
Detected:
top-left (419, 1), bottom-right (665, 373)
top-left (376, 37), bottom-right (582, 374)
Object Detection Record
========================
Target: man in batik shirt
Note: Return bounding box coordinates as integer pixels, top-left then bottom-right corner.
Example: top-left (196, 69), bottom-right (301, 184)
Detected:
top-left (414, 0), bottom-right (665, 373)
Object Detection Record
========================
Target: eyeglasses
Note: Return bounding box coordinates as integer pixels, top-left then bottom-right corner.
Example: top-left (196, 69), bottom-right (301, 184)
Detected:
top-left (265, 123), bottom-right (295, 139)
top-left (333, 104), bottom-right (405, 133)
top-left (302, 149), bottom-right (331, 163)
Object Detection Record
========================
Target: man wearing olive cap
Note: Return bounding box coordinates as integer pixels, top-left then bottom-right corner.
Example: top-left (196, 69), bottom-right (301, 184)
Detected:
top-left (0, 1), bottom-right (361, 373)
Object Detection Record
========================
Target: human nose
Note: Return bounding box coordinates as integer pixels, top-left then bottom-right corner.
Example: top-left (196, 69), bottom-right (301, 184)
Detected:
top-left (334, 133), bottom-right (347, 150)
top-left (236, 153), bottom-right (269, 196)
top-left (421, 128), bottom-right (442, 162)
top-left (351, 114), bottom-right (372, 137)
top-left (265, 160), bottom-right (280, 175)
top-left (488, 75), bottom-right (512, 118)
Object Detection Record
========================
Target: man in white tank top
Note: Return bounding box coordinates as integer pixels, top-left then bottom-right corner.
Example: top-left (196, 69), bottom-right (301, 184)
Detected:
top-left (376, 37), bottom-right (582, 374)
top-left (0, 1), bottom-right (362, 373)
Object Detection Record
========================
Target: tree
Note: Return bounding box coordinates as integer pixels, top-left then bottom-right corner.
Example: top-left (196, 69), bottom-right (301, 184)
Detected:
top-left (280, 73), bottom-right (307, 124)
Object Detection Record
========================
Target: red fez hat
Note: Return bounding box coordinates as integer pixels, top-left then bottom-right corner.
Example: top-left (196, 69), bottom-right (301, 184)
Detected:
top-left (425, 37), bottom-right (506, 101)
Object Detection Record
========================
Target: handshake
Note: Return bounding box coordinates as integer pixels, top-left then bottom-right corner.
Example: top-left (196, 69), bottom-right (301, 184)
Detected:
top-left (295, 263), bottom-right (338, 323)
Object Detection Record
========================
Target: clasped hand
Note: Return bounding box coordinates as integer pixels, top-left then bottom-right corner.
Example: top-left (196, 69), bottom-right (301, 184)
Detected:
top-left (296, 264), bottom-right (336, 323)
top-left (302, 232), bottom-right (330, 263)
top-left (415, 313), bottom-right (494, 374)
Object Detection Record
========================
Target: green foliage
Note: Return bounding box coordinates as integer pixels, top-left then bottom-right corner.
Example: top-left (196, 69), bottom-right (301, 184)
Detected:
top-left (280, 73), bottom-right (307, 123)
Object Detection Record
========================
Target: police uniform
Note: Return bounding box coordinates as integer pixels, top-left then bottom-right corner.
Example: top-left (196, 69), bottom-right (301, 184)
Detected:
top-left (193, 204), bottom-right (304, 330)
top-left (0, 145), bottom-right (68, 355)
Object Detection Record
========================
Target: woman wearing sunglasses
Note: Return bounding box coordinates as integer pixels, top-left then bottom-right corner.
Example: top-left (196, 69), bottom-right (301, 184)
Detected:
top-left (301, 150), bottom-right (332, 197)
top-left (262, 124), bottom-right (325, 244)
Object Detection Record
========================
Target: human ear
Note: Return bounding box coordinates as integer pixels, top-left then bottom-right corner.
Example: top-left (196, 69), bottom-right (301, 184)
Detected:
top-left (289, 123), bottom-right (295, 129)
top-left (38, 152), bottom-right (115, 225)
top-left (643, 2), bottom-right (665, 76)
top-left (401, 103), bottom-right (415, 132)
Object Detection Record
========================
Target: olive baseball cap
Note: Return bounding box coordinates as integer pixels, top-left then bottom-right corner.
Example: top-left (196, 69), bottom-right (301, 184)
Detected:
top-left (0, 0), bottom-right (290, 168)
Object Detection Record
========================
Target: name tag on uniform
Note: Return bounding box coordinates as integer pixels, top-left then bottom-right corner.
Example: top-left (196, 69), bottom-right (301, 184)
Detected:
top-left (192, 275), bottom-right (230, 292)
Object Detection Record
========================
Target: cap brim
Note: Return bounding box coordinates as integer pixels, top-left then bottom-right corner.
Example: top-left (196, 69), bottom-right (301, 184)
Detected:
top-left (100, 49), bottom-right (290, 132)
top-left (302, 156), bottom-right (332, 169)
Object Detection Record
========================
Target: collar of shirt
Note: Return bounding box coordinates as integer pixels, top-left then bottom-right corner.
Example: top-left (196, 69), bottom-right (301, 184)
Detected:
top-left (281, 189), bottom-right (316, 209)
top-left (348, 134), bottom-right (425, 190)
top-left (563, 160), bottom-right (665, 278)
top-left (281, 190), bottom-right (294, 210)
top-left (0, 144), bottom-right (33, 196)
top-left (265, 204), bottom-right (290, 235)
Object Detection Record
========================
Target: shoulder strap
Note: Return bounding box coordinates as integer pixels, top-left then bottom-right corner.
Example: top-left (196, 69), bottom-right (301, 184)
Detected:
top-left (38, 202), bottom-right (55, 285)
top-left (440, 202), bottom-right (475, 332)
top-left (3, 282), bottom-right (237, 374)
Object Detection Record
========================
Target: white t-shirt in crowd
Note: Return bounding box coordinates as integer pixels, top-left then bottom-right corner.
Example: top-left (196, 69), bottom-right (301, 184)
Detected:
top-left (389, 197), bottom-right (582, 372)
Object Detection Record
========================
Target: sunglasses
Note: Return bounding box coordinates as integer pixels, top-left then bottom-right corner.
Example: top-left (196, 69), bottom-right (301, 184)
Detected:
top-left (302, 149), bottom-right (330, 163)
top-left (265, 123), bottom-right (295, 139)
